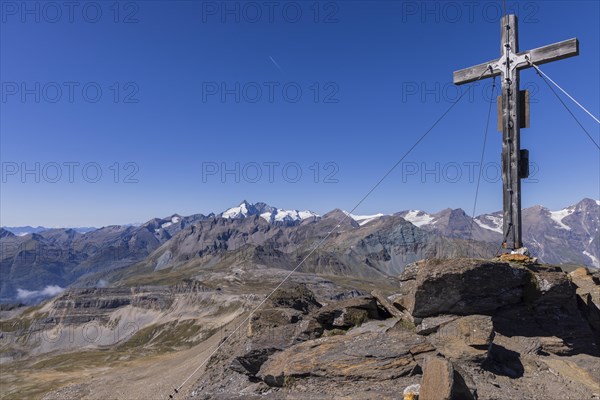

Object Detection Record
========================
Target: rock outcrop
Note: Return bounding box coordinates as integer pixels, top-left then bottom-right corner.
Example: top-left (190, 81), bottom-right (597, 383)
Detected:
top-left (400, 259), bottom-right (530, 317)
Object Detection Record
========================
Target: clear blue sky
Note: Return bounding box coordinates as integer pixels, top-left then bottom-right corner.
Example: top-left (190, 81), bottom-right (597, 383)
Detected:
top-left (1, 0), bottom-right (599, 227)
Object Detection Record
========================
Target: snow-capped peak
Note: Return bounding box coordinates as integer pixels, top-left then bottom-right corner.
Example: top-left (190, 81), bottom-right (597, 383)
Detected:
top-left (222, 201), bottom-right (251, 219)
top-left (261, 209), bottom-right (319, 224)
top-left (221, 201), bottom-right (318, 224)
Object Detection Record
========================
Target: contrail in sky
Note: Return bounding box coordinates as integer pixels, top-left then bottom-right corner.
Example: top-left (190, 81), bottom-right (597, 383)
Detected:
top-left (269, 56), bottom-right (284, 73)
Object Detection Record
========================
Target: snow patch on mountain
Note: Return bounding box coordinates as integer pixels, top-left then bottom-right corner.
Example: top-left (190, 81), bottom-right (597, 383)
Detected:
top-left (160, 216), bottom-right (181, 229)
top-left (402, 210), bottom-right (434, 227)
top-left (475, 214), bottom-right (503, 234)
top-left (550, 207), bottom-right (574, 230)
top-left (583, 251), bottom-right (599, 268)
top-left (259, 212), bottom-right (272, 221)
top-left (344, 212), bottom-right (386, 226)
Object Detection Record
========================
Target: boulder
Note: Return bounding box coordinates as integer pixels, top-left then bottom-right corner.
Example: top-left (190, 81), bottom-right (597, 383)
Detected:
top-left (235, 293), bottom-right (326, 377)
top-left (268, 284), bottom-right (321, 313)
top-left (529, 268), bottom-right (576, 306)
top-left (419, 356), bottom-right (477, 400)
top-left (483, 343), bottom-right (524, 378)
top-left (389, 281), bottom-right (417, 314)
top-left (420, 356), bottom-right (453, 400)
top-left (249, 319), bottom-right (315, 350)
top-left (569, 267), bottom-right (600, 340)
top-left (404, 259), bottom-right (530, 318)
top-left (230, 348), bottom-right (278, 376)
top-left (247, 308), bottom-right (303, 337)
top-left (492, 332), bottom-right (580, 358)
top-left (371, 289), bottom-right (414, 322)
top-left (492, 302), bottom-right (596, 356)
top-left (490, 332), bottom-right (567, 356)
top-left (313, 296), bottom-right (380, 330)
top-left (417, 315), bottom-right (458, 336)
top-left (427, 315), bottom-right (494, 362)
top-left (537, 336), bottom-right (573, 355)
top-left (492, 266), bottom-right (597, 355)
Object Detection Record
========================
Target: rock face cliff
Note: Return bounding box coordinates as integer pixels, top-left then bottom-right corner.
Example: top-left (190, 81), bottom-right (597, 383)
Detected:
top-left (187, 259), bottom-right (599, 400)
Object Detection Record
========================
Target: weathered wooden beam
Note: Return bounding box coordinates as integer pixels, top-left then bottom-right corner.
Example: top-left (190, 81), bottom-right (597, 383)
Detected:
top-left (522, 38), bottom-right (579, 67)
top-left (454, 37), bottom-right (577, 86)
top-left (500, 14), bottom-right (523, 250)
top-left (453, 60), bottom-right (500, 85)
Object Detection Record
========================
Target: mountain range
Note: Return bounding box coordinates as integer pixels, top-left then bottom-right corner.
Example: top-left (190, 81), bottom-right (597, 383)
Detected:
top-left (1, 198), bottom-right (598, 304)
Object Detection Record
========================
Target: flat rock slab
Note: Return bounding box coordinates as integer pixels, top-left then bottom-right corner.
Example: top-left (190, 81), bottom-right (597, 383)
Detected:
top-left (347, 318), bottom-right (399, 335)
top-left (259, 330), bottom-right (434, 386)
top-left (417, 315), bottom-right (459, 336)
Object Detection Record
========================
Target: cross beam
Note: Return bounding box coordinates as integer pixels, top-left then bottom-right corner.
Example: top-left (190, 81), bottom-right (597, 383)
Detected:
top-left (453, 15), bottom-right (579, 250)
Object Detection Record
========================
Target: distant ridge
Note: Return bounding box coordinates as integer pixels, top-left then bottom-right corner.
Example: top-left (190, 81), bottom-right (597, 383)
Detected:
top-left (1, 198), bottom-right (597, 304)
top-left (1, 226), bottom-right (96, 236)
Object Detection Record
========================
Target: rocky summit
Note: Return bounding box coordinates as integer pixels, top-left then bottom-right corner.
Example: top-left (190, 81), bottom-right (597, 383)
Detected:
top-left (186, 258), bottom-right (600, 400)
top-left (1, 258), bottom-right (599, 399)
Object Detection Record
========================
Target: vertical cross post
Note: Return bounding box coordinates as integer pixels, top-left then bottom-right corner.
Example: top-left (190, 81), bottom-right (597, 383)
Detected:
top-left (500, 14), bottom-right (522, 249)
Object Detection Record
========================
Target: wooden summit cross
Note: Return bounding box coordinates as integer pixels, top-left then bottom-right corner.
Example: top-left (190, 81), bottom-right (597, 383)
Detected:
top-left (453, 15), bottom-right (579, 250)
